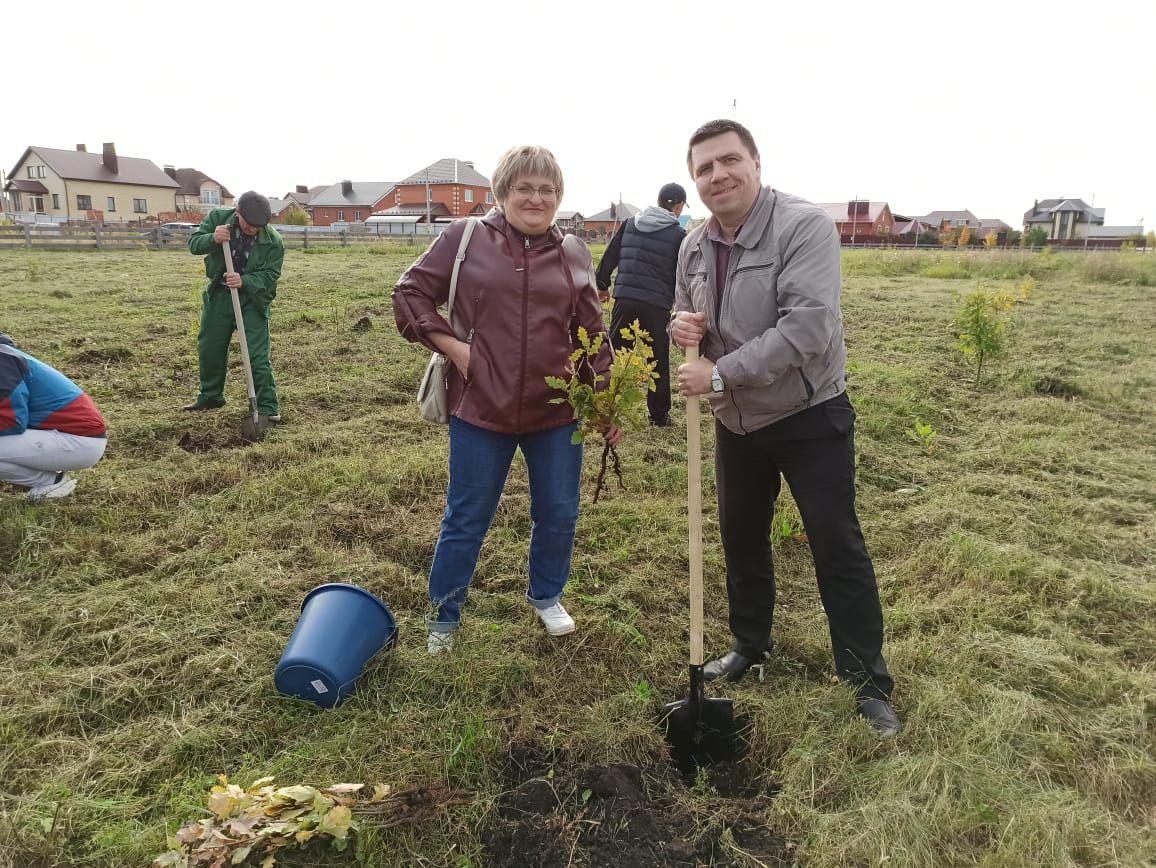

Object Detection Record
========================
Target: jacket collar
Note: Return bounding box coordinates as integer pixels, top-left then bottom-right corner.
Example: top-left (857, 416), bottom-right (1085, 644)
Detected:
top-left (734, 186), bottom-right (776, 249)
top-left (483, 207), bottom-right (563, 249)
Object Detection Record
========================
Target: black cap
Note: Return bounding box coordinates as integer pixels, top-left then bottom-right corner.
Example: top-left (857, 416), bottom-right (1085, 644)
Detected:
top-left (237, 191), bottom-right (271, 227)
top-left (658, 182), bottom-right (687, 207)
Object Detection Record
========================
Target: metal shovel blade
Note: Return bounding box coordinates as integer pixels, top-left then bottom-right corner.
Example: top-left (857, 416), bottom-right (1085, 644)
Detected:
top-left (662, 663), bottom-right (736, 773)
top-left (240, 411), bottom-right (271, 443)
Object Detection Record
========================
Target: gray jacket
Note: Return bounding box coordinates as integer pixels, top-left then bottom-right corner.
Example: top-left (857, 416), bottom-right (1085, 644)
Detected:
top-left (674, 186), bottom-right (846, 434)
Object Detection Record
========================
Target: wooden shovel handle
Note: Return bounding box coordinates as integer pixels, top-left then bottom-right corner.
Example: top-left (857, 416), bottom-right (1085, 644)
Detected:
top-left (687, 345), bottom-right (704, 666)
top-left (222, 240), bottom-right (260, 419)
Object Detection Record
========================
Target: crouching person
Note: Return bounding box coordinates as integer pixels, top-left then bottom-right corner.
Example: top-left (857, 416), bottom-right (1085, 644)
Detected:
top-left (0, 333), bottom-right (107, 500)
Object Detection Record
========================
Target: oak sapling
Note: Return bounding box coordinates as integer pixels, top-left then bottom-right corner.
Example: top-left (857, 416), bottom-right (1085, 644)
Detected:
top-left (546, 319), bottom-right (658, 503)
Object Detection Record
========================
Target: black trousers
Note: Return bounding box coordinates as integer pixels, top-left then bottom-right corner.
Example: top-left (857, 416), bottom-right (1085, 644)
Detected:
top-left (609, 297), bottom-right (671, 421)
top-left (714, 393), bottom-right (894, 700)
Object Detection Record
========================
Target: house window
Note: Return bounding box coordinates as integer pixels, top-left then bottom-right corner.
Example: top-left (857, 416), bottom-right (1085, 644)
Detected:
top-left (485, 192), bottom-right (493, 204)
top-left (355, 210), bottom-right (362, 220)
top-left (27, 167), bottom-right (35, 178)
top-left (77, 194), bottom-right (93, 211)
top-left (464, 189), bottom-right (474, 203)
top-left (11, 193), bottom-right (22, 210)
top-left (37, 166), bottom-right (46, 178)
top-left (52, 194), bottom-right (61, 210)
top-left (107, 197), bottom-right (116, 212)
top-left (337, 210), bottom-right (344, 221)
top-left (134, 198), bottom-right (147, 213)
top-left (202, 188), bottom-right (220, 205)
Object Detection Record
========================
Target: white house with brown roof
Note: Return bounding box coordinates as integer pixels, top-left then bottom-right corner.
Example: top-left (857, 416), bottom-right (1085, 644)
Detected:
top-left (3, 143), bottom-right (179, 223)
top-left (165, 167), bottom-right (234, 214)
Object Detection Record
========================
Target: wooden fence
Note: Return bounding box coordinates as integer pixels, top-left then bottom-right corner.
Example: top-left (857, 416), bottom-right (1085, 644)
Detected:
top-left (0, 224), bottom-right (434, 251)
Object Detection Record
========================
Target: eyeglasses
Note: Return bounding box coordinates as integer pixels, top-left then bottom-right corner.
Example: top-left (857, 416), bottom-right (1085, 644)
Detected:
top-left (510, 184), bottom-right (559, 201)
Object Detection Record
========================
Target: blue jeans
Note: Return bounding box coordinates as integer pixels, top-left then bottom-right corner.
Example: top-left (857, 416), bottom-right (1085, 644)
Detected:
top-left (428, 417), bottom-right (583, 630)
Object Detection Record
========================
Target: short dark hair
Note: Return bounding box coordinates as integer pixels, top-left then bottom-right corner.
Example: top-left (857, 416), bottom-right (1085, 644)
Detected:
top-left (686, 119), bottom-right (759, 168)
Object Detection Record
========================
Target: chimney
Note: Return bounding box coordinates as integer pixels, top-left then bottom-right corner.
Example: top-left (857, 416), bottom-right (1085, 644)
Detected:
top-left (76, 144), bottom-right (87, 152)
top-left (102, 142), bottom-right (118, 175)
top-left (163, 165), bottom-right (177, 180)
top-left (341, 180), bottom-right (352, 196)
top-left (296, 184), bottom-right (308, 194)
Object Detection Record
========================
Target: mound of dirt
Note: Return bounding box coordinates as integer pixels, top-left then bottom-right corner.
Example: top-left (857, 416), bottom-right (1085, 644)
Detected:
top-left (480, 744), bottom-right (787, 867)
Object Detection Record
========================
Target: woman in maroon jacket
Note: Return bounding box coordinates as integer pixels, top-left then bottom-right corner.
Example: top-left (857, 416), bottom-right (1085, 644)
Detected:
top-left (394, 145), bottom-right (620, 654)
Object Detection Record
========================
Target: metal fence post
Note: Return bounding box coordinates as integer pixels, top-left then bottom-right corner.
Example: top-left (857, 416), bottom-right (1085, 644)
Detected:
top-left (303, 227), bottom-right (309, 250)
top-left (95, 224), bottom-right (103, 250)
top-left (24, 224), bottom-right (32, 249)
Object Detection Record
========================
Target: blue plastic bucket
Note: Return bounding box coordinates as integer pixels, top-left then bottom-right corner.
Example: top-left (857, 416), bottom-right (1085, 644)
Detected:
top-left (274, 583), bottom-right (397, 708)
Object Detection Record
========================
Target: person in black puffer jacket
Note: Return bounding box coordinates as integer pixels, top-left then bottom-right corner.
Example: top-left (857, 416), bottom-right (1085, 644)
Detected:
top-left (596, 183), bottom-right (687, 426)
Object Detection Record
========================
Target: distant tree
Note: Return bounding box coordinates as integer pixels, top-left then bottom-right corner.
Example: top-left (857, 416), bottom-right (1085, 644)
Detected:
top-left (918, 231), bottom-right (940, 247)
top-left (1146, 230), bottom-right (1155, 249)
top-left (284, 205), bottom-right (311, 226)
top-left (940, 227), bottom-right (959, 247)
top-left (983, 230), bottom-right (999, 249)
top-left (958, 225), bottom-right (973, 247)
top-left (1006, 229), bottom-right (1022, 247)
top-left (1023, 227), bottom-right (1048, 248)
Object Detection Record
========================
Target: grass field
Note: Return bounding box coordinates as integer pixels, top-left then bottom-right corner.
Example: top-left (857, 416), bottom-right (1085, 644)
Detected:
top-left (1, 244), bottom-right (1153, 867)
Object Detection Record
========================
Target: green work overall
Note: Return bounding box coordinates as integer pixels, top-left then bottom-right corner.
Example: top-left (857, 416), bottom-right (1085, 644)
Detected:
top-left (188, 208), bottom-right (284, 415)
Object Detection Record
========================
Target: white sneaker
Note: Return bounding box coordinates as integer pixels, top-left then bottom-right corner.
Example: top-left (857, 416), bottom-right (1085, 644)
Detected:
top-left (427, 631), bottom-right (455, 655)
top-left (534, 602), bottom-right (576, 636)
top-left (27, 473), bottom-right (77, 501)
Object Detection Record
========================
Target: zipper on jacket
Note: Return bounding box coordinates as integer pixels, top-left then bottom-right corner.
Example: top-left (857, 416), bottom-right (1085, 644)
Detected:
top-left (516, 239), bottom-right (530, 431)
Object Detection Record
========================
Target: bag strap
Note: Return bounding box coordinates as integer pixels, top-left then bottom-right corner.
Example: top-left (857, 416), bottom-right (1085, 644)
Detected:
top-left (560, 233), bottom-right (590, 324)
top-left (446, 217), bottom-right (479, 336)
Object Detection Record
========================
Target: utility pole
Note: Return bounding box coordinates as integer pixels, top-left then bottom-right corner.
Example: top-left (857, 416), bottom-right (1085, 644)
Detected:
top-left (425, 170), bottom-right (431, 228)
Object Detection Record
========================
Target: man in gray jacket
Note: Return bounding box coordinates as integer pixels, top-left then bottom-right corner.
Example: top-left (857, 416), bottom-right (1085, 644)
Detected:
top-left (597, 183), bottom-right (687, 426)
top-left (671, 119), bottom-right (900, 736)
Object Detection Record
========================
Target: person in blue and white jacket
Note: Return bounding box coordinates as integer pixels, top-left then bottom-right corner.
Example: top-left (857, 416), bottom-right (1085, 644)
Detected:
top-left (0, 333), bottom-right (107, 500)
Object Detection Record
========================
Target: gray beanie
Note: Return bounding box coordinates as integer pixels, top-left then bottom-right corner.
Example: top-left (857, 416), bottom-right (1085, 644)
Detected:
top-left (237, 191), bottom-right (271, 227)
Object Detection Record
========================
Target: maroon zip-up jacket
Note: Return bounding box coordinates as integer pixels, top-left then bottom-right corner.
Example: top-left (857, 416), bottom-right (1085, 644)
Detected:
top-left (393, 209), bottom-right (612, 434)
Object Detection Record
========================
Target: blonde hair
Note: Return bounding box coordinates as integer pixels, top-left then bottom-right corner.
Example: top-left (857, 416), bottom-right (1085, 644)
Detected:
top-left (491, 145), bottom-right (564, 204)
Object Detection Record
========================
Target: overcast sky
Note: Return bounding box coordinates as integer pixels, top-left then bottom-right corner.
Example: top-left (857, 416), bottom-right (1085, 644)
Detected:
top-left (6, 1), bottom-right (1152, 230)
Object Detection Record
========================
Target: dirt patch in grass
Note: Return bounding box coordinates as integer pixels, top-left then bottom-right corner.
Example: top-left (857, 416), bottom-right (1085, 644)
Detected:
top-left (73, 346), bottom-right (134, 363)
top-left (480, 743), bottom-right (786, 867)
top-left (1033, 375), bottom-right (1084, 398)
top-left (177, 430), bottom-right (249, 453)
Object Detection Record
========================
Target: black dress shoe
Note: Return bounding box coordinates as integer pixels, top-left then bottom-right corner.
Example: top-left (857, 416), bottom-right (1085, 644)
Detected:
top-left (702, 651), bottom-right (762, 683)
top-left (649, 413), bottom-right (673, 427)
top-left (856, 698), bottom-right (902, 738)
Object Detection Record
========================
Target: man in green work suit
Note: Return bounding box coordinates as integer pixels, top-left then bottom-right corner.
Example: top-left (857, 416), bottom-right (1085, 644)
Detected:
top-left (184, 191), bottom-right (284, 421)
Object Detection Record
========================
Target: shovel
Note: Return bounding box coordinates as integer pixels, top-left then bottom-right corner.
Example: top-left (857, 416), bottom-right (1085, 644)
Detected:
top-left (662, 344), bottom-right (737, 772)
top-left (222, 239), bottom-right (271, 443)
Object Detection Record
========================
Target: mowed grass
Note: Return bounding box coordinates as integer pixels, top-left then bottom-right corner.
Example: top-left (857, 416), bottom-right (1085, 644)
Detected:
top-left (0, 245), bottom-right (1153, 867)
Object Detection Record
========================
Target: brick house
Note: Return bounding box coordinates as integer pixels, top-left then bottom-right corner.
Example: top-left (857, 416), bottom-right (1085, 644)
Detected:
top-left (584, 202), bottom-right (640, 239)
top-left (3, 143), bottom-right (179, 223)
top-left (815, 200), bottom-right (894, 239)
top-left (309, 181), bottom-right (395, 226)
top-left (375, 158), bottom-right (492, 221)
top-left (283, 185), bottom-right (328, 220)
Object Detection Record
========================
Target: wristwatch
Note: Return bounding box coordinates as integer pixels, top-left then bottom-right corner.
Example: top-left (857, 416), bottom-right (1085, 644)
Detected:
top-left (710, 365), bottom-right (724, 393)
